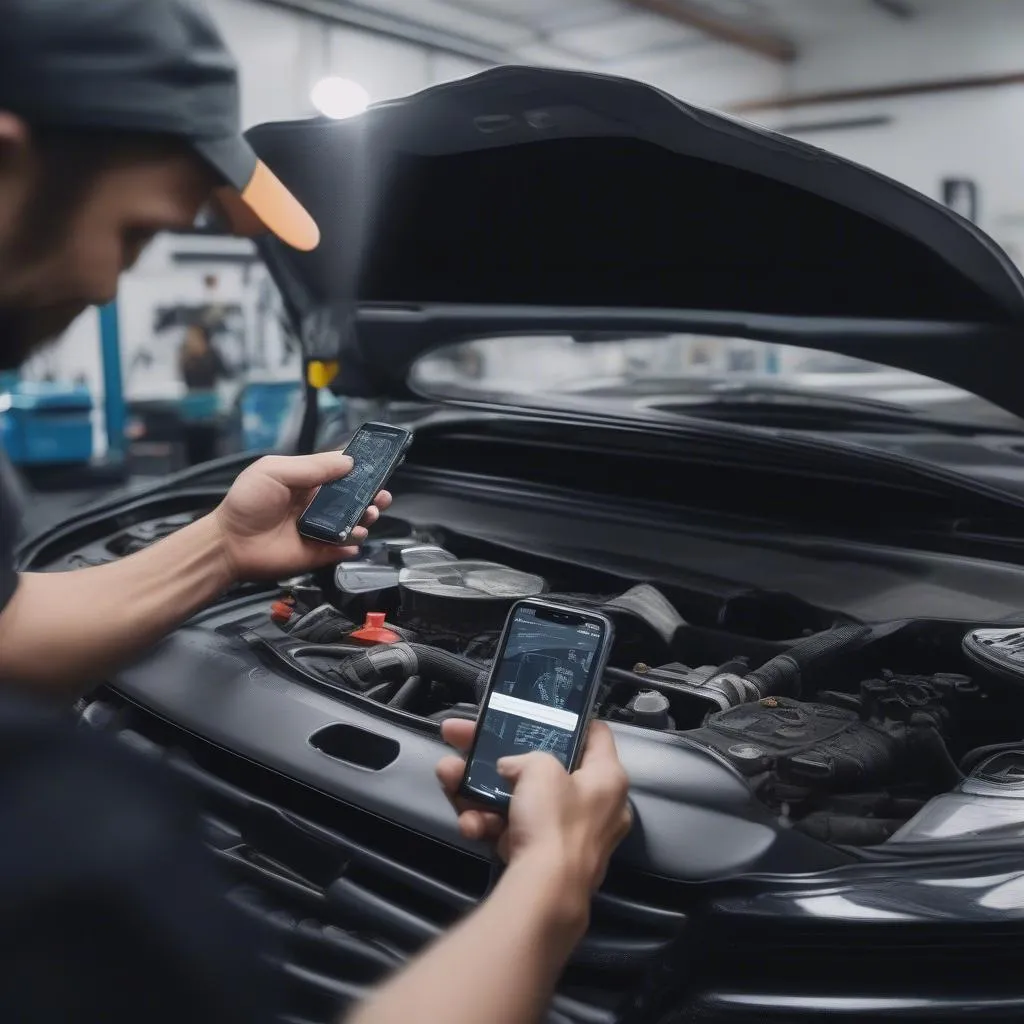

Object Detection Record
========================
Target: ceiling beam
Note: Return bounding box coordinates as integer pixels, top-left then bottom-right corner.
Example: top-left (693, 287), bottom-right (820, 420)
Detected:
top-left (623, 0), bottom-right (798, 64)
top-left (731, 70), bottom-right (1024, 113)
top-left (773, 114), bottom-right (893, 136)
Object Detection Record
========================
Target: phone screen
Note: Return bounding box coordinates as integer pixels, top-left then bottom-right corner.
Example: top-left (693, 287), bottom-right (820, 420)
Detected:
top-left (463, 603), bottom-right (609, 806)
top-left (300, 424), bottom-right (407, 539)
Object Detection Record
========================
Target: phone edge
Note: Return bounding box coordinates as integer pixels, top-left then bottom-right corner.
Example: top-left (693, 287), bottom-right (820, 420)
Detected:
top-left (457, 599), bottom-right (615, 813)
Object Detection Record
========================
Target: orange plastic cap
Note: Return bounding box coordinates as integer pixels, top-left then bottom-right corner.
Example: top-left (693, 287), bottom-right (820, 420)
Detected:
top-left (351, 612), bottom-right (400, 644)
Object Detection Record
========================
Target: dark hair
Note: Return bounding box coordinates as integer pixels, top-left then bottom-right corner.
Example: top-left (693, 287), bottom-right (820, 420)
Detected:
top-left (16, 125), bottom-right (188, 259)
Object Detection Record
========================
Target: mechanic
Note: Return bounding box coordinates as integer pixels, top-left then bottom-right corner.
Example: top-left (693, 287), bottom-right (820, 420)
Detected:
top-left (0, 3), bottom-right (632, 1022)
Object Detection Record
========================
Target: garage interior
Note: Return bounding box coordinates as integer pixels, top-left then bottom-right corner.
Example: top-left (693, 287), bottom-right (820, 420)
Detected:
top-left (4, 0), bottom-right (1021, 525)
top-left (2, 4), bottom-right (1023, 1023)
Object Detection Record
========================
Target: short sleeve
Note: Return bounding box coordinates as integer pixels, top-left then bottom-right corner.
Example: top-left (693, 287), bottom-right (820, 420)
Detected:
top-left (0, 447), bottom-right (24, 615)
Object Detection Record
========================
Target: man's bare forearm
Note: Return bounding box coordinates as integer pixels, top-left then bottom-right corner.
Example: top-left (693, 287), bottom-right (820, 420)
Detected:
top-left (345, 853), bottom-right (589, 1024)
top-left (0, 514), bottom-right (234, 694)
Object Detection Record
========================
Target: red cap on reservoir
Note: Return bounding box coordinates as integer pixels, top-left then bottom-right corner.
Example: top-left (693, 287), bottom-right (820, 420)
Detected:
top-left (271, 597), bottom-right (295, 625)
top-left (350, 612), bottom-right (400, 644)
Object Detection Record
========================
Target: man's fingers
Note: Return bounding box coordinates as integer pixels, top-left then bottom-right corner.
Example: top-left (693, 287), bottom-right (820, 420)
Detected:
top-left (579, 720), bottom-right (620, 769)
top-left (497, 750), bottom-right (565, 785)
top-left (435, 754), bottom-right (466, 794)
top-left (457, 809), bottom-right (505, 842)
top-left (435, 751), bottom-right (504, 841)
top-left (579, 721), bottom-right (631, 804)
top-left (304, 540), bottom-right (361, 566)
top-left (357, 493), bottom-right (392, 527)
top-left (440, 717), bottom-right (477, 755)
top-left (258, 453), bottom-right (352, 490)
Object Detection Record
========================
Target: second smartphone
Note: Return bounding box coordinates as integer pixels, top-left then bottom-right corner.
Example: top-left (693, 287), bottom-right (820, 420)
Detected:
top-left (297, 421), bottom-right (412, 545)
top-left (459, 599), bottom-right (614, 811)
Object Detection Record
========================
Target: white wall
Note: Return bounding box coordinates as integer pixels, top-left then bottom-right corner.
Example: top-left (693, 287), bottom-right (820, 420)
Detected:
top-left (202, 0), bottom-right (488, 126)
top-left (760, 0), bottom-right (1024, 262)
top-left (615, 43), bottom-right (785, 112)
top-left (787, 0), bottom-right (1024, 92)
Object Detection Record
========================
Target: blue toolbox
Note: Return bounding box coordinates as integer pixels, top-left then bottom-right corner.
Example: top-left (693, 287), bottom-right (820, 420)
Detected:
top-left (0, 380), bottom-right (94, 466)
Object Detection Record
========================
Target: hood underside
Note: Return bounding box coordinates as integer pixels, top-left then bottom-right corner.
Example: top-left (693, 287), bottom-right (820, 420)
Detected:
top-left (246, 66), bottom-right (1024, 414)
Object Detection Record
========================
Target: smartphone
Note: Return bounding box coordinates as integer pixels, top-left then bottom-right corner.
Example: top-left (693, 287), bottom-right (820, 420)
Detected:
top-left (459, 599), bottom-right (614, 811)
top-left (297, 422), bottom-right (412, 545)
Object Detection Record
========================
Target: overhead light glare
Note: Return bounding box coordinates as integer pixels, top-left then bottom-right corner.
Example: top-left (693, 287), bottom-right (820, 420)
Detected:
top-left (311, 77), bottom-right (370, 120)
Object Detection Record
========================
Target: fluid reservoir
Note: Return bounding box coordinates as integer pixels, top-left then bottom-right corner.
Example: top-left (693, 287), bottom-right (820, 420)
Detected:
top-left (629, 690), bottom-right (674, 731)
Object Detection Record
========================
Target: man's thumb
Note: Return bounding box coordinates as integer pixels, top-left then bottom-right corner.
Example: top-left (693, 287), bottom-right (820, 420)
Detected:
top-left (497, 751), bottom-right (561, 782)
top-left (258, 452), bottom-right (353, 490)
top-left (496, 754), bottom-right (528, 781)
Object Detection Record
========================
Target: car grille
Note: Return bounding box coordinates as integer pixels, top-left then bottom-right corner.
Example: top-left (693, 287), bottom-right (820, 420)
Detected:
top-left (77, 689), bottom-right (686, 1024)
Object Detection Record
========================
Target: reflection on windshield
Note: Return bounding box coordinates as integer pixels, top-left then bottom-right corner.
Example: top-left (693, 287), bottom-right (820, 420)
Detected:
top-left (410, 334), bottom-right (1022, 430)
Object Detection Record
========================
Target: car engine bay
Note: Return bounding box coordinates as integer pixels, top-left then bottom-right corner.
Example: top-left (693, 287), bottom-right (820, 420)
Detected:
top-left (46, 503), bottom-right (1024, 855)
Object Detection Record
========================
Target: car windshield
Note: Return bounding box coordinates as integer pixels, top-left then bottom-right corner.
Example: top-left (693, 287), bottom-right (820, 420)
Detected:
top-left (410, 334), bottom-right (1024, 432)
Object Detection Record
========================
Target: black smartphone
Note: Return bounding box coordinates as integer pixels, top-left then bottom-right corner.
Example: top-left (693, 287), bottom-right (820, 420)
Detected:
top-left (459, 599), bottom-right (614, 811)
top-left (296, 422), bottom-right (412, 545)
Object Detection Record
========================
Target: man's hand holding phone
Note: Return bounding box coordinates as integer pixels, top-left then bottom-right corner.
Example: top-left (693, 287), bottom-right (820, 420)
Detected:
top-left (213, 452), bottom-right (392, 582)
top-left (347, 721), bottom-right (631, 1024)
top-left (436, 718), bottom-right (632, 931)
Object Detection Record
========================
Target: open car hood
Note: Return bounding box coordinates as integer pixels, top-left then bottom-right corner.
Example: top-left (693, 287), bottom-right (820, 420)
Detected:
top-left (247, 66), bottom-right (1024, 415)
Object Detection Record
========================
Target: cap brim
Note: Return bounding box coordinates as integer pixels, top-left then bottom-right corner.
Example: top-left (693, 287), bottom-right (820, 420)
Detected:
top-left (195, 136), bottom-right (320, 253)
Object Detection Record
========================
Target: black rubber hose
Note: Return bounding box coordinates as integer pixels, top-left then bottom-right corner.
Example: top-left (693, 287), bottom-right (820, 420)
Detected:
top-left (797, 813), bottom-right (905, 845)
top-left (339, 642), bottom-right (484, 699)
top-left (389, 675), bottom-right (423, 710)
top-left (289, 604), bottom-right (355, 644)
top-left (745, 624), bottom-right (871, 699)
top-left (959, 740), bottom-right (1024, 776)
top-left (365, 679), bottom-right (401, 703)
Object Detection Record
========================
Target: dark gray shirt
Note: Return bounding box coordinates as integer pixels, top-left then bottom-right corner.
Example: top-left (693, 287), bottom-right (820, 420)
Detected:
top-left (0, 447), bottom-right (277, 1023)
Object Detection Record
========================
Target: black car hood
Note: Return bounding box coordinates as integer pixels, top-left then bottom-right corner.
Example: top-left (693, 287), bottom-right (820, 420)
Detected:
top-left (247, 65), bottom-right (1024, 415)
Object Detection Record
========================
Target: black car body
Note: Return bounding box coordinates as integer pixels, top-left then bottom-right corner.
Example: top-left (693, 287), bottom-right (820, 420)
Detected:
top-left (18, 67), bottom-right (1024, 1023)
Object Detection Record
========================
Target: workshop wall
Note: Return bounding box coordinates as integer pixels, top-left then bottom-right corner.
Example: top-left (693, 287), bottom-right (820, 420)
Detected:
top-left (764, 0), bottom-right (1024, 263)
top-left (617, 43), bottom-right (784, 112)
top-left (203, 0), bottom-right (477, 124)
top-left (25, 0), bottom-right (1019, 430)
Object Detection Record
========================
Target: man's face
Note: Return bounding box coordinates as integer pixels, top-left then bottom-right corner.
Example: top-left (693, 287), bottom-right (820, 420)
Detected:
top-left (0, 114), bottom-right (214, 369)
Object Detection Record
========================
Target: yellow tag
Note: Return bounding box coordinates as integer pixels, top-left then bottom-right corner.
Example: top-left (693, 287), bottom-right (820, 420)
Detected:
top-left (307, 360), bottom-right (339, 389)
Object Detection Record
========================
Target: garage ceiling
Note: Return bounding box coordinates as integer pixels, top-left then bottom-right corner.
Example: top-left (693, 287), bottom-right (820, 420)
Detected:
top-left (309, 0), bottom-right (960, 68)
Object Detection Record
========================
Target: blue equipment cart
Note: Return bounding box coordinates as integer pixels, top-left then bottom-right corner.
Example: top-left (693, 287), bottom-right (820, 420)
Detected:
top-left (0, 380), bottom-right (93, 466)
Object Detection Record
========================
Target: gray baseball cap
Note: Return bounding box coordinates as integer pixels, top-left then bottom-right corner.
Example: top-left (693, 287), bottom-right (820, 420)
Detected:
top-left (0, 0), bottom-right (320, 251)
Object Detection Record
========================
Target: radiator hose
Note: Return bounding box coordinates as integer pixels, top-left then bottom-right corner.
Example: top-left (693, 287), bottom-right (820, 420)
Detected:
top-left (745, 624), bottom-right (871, 699)
top-left (338, 642), bottom-right (485, 701)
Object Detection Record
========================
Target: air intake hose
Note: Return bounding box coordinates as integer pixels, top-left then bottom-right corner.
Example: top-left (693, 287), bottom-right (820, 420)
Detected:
top-left (338, 642), bottom-right (485, 700)
top-left (745, 625), bottom-right (871, 699)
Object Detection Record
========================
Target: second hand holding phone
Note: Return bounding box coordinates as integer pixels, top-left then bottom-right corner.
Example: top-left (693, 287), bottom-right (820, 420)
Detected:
top-left (297, 421), bottom-right (412, 545)
top-left (459, 599), bottom-right (614, 812)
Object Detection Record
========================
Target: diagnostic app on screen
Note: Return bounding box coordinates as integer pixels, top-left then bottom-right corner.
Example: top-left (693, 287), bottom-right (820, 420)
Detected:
top-left (465, 605), bottom-right (604, 803)
top-left (302, 427), bottom-right (404, 537)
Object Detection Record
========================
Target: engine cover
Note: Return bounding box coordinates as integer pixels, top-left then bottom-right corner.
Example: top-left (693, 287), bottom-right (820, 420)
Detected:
top-left (890, 748), bottom-right (1024, 843)
top-left (685, 697), bottom-right (904, 792)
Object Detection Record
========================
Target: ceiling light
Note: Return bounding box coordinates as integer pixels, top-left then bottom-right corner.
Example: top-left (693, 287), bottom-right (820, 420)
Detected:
top-left (311, 77), bottom-right (370, 120)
